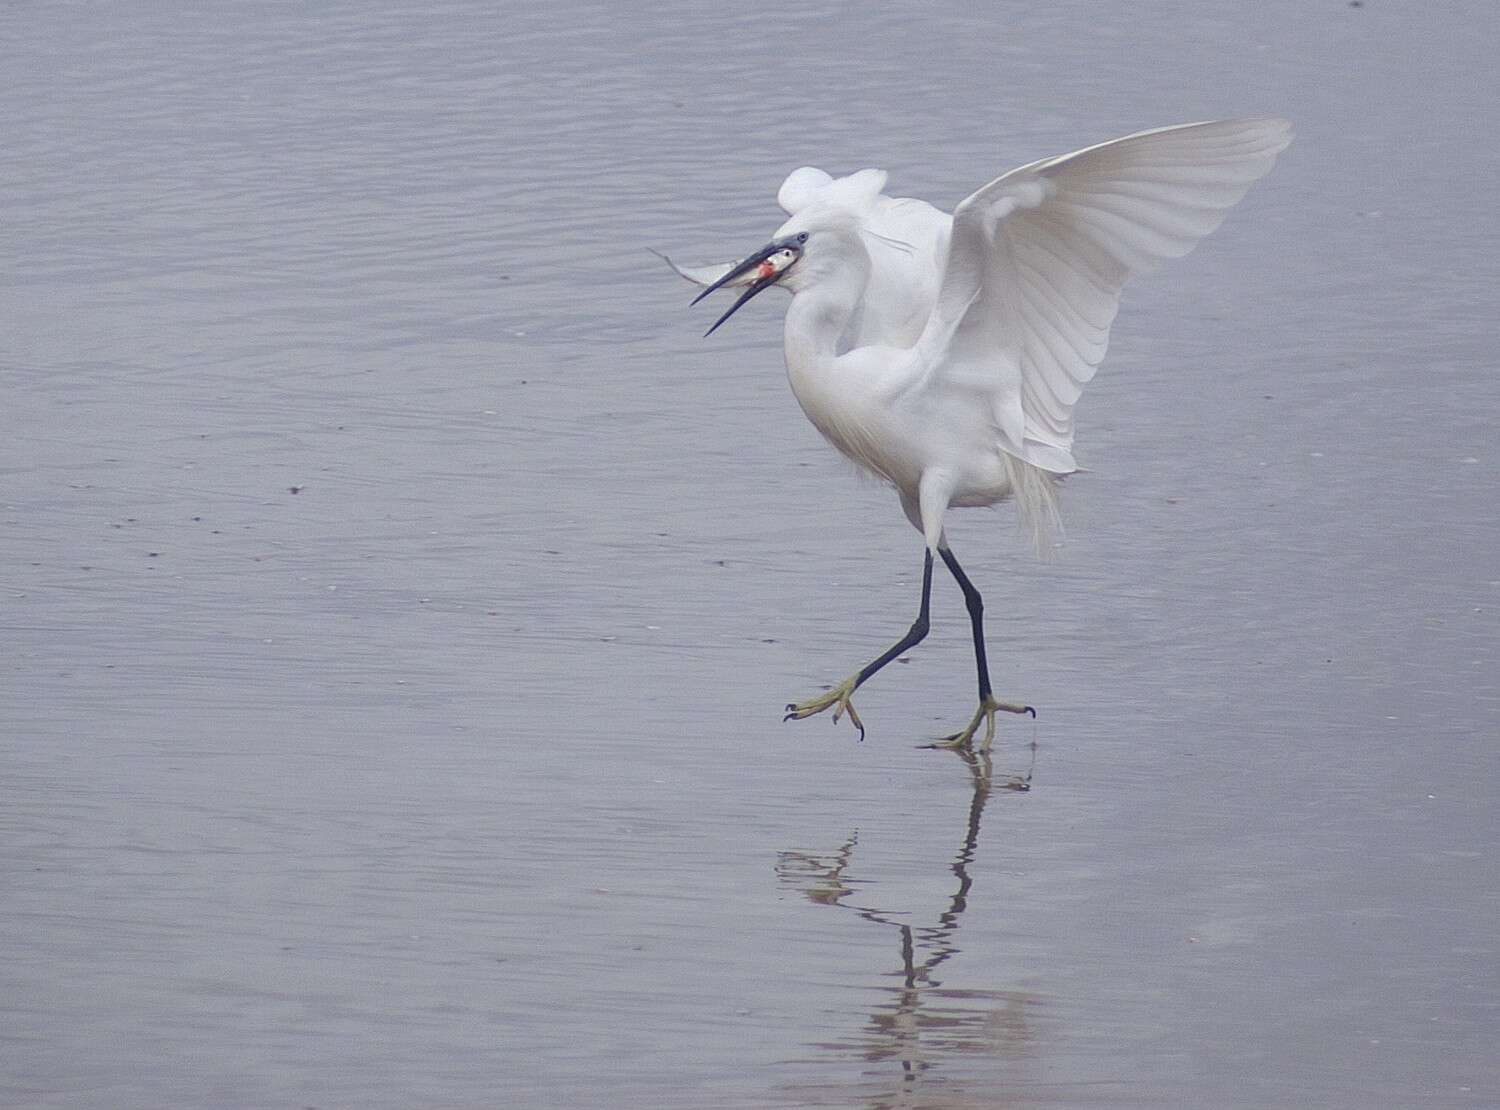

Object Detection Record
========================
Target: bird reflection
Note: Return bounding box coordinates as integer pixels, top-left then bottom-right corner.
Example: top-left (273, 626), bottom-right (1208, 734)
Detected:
top-left (776, 744), bottom-right (1041, 1106)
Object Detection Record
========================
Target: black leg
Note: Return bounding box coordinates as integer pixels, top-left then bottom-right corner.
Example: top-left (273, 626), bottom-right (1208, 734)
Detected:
top-left (938, 545), bottom-right (992, 702)
top-left (852, 549), bottom-right (934, 689)
top-left (784, 550), bottom-right (937, 737)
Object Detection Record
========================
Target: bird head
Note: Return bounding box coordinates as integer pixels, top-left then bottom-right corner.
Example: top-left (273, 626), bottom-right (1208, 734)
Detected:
top-left (689, 230), bottom-right (807, 336)
top-left (690, 204), bottom-right (874, 336)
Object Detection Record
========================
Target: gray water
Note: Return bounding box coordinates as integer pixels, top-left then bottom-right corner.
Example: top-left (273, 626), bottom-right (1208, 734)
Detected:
top-left (5, 3), bottom-right (1498, 1107)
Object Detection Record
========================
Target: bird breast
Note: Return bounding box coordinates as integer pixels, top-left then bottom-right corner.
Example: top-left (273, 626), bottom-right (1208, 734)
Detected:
top-left (787, 349), bottom-right (1011, 506)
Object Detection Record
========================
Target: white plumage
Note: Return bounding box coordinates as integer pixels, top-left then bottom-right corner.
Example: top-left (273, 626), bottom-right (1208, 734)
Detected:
top-left (669, 118), bottom-right (1292, 748)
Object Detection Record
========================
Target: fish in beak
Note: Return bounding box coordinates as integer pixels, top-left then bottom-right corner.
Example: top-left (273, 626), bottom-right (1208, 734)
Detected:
top-left (654, 235), bottom-right (804, 337)
top-left (691, 237), bottom-right (803, 336)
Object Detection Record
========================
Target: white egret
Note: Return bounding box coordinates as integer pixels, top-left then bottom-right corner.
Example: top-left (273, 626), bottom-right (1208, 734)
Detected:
top-left (668, 119), bottom-right (1292, 748)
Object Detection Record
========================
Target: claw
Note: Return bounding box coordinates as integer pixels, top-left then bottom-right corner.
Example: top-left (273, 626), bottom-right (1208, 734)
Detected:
top-left (784, 676), bottom-right (865, 741)
top-left (840, 699), bottom-right (866, 742)
top-left (933, 695), bottom-right (1033, 751)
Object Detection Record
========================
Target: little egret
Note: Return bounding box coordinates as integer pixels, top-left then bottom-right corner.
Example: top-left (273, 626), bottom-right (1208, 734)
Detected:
top-left (667, 119), bottom-right (1292, 748)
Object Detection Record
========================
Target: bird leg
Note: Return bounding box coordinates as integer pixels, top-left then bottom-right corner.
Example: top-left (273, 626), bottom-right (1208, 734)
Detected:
top-left (932, 545), bottom-right (1036, 751)
top-left (784, 551), bottom-right (934, 742)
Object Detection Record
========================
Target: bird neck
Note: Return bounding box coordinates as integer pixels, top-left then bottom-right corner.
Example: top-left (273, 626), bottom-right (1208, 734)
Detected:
top-left (783, 252), bottom-right (869, 371)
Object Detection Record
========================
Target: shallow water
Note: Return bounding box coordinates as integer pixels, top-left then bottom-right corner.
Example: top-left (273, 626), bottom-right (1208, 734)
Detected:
top-left (4, 2), bottom-right (1499, 1107)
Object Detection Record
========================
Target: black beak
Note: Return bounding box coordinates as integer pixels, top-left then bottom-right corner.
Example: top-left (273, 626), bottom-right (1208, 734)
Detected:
top-left (692, 240), bottom-right (797, 337)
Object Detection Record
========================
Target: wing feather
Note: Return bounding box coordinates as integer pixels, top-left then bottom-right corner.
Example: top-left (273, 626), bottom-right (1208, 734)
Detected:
top-left (917, 118), bottom-right (1292, 471)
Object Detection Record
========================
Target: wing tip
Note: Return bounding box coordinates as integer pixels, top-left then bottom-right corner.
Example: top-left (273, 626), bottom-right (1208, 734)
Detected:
top-left (1241, 116), bottom-right (1295, 153)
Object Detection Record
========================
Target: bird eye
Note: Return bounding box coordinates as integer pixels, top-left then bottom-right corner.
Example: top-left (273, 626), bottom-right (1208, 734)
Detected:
top-left (797, 232), bottom-right (808, 244)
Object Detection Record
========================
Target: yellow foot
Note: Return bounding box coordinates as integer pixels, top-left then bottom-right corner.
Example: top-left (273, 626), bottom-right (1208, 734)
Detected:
top-left (784, 676), bottom-right (866, 740)
top-left (931, 695), bottom-right (1035, 752)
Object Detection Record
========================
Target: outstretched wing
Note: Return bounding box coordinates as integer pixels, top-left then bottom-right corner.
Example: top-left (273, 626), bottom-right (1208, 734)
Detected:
top-left (916, 118), bottom-right (1293, 473)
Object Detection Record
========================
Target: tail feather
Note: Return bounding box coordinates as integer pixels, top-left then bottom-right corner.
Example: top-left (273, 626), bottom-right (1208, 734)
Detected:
top-left (1004, 453), bottom-right (1064, 556)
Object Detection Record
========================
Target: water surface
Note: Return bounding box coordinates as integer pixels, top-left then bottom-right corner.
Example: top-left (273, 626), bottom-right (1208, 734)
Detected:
top-left (4, 2), bottom-right (1498, 1107)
